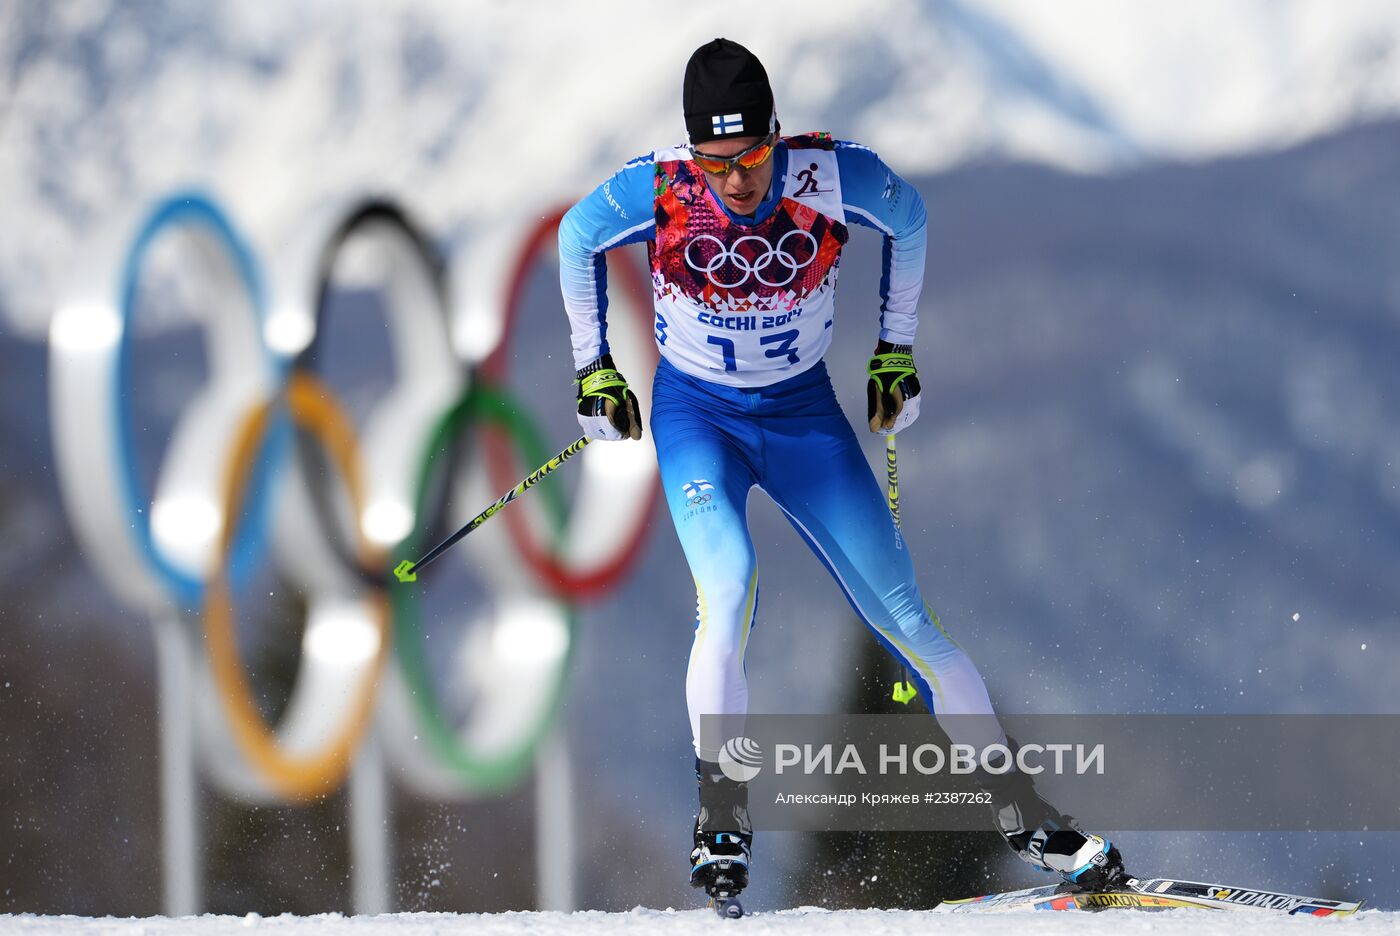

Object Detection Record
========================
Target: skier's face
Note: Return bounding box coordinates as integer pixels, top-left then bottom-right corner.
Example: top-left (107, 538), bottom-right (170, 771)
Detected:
top-left (693, 134), bottom-right (776, 216)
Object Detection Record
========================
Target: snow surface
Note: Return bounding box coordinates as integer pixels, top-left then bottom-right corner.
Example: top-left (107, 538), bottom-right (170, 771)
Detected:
top-left (2, 909), bottom-right (1398, 936)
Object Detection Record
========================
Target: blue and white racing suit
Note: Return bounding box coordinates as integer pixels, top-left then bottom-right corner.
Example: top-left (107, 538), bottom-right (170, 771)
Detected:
top-left (560, 134), bottom-right (1005, 761)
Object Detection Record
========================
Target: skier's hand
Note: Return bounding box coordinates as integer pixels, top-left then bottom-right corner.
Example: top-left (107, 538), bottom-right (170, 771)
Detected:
top-left (576, 354), bottom-right (643, 441)
top-left (867, 341), bottom-right (921, 435)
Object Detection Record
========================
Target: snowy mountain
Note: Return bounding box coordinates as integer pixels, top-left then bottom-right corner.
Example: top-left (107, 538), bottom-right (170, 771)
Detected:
top-left (4, 0), bottom-right (1400, 336)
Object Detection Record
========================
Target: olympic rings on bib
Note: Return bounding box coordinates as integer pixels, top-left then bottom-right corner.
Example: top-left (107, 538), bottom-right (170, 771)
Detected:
top-left (49, 191), bottom-right (659, 803)
top-left (684, 229), bottom-right (819, 289)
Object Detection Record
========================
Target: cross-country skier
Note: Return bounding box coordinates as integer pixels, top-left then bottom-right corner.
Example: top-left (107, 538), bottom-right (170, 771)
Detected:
top-left (558, 37), bottom-right (1127, 907)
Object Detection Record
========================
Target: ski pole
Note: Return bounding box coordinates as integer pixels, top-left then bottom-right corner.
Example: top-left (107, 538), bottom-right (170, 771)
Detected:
top-left (393, 435), bottom-right (591, 584)
top-left (885, 432), bottom-right (901, 528)
top-left (885, 433), bottom-right (919, 705)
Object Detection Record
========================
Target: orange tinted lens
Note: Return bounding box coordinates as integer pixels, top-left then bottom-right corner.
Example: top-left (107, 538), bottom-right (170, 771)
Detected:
top-left (692, 154), bottom-right (731, 174)
top-left (736, 141), bottom-right (774, 170)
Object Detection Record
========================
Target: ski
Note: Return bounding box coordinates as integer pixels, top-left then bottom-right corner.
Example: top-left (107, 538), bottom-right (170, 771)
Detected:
top-left (932, 876), bottom-right (1364, 916)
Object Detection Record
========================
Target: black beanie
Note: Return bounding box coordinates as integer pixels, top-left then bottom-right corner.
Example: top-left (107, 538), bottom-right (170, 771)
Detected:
top-left (683, 38), bottom-right (775, 144)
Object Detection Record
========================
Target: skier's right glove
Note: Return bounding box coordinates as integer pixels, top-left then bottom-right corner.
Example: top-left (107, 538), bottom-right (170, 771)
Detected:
top-left (867, 340), bottom-right (922, 435)
top-left (576, 354), bottom-right (643, 441)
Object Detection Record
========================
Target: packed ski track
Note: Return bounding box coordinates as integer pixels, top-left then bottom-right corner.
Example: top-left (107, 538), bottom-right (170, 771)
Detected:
top-left (2, 908), bottom-right (1399, 935)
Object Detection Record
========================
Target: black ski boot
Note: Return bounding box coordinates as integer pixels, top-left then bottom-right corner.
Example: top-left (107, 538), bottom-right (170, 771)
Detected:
top-left (690, 758), bottom-right (751, 918)
top-left (975, 755), bottom-right (1127, 891)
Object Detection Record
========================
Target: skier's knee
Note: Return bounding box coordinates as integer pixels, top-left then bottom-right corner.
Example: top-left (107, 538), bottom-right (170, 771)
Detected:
top-left (693, 624), bottom-right (750, 669)
top-left (886, 610), bottom-right (958, 663)
top-left (890, 608), bottom-right (933, 643)
top-left (696, 578), bottom-right (757, 632)
top-left (881, 581), bottom-right (924, 626)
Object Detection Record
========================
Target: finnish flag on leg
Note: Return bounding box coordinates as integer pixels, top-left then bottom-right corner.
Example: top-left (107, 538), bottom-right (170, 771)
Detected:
top-left (683, 480), bottom-right (716, 499)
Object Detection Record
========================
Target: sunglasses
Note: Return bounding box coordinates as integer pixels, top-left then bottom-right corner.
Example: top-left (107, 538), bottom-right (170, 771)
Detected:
top-left (690, 133), bottom-right (778, 176)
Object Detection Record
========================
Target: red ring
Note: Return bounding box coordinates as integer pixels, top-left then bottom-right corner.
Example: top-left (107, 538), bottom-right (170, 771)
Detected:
top-left (480, 207), bottom-right (661, 601)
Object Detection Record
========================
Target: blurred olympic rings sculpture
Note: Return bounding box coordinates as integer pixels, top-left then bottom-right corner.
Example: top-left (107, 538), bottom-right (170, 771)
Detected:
top-left (49, 190), bottom-right (661, 803)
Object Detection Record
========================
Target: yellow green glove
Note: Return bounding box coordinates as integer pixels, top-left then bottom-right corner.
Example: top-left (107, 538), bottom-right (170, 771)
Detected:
top-left (576, 354), bottom-right (642, 441)
top-left (867, 340), bottom-right (922, 435)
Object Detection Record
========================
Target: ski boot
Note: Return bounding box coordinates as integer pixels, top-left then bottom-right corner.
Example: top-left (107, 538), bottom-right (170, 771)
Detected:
top-left (976, 756), bottom-right (1128, 891)
top-left (690, 758), bottom-right (751, 918)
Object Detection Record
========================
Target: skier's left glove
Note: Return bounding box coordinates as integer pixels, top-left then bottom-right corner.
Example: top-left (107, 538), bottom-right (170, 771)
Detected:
top-left (867, 340), bottom-right (922, 435)
top-left (576, 354), bottom-right (643, 441)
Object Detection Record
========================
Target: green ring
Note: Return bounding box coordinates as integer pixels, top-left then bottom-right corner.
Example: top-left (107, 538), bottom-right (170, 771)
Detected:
top-left (390, 381), bottom-right (575, 792)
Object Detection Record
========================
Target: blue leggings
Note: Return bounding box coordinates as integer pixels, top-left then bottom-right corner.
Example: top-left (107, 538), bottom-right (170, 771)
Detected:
top-left (651, 356), bottom-right (1005, 762)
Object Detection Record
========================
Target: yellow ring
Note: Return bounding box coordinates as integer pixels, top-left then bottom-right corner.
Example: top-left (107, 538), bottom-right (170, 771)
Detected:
top-left (204, 371), bottom-right (390, 800)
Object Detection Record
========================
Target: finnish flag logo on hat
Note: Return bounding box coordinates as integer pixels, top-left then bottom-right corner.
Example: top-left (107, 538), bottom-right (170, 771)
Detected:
top-left (711, 113), bottom-right (744, 135)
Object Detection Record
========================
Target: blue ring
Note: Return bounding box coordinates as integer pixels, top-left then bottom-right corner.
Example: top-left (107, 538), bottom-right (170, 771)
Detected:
top-left (114, 191), bottom-right (283, 608)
